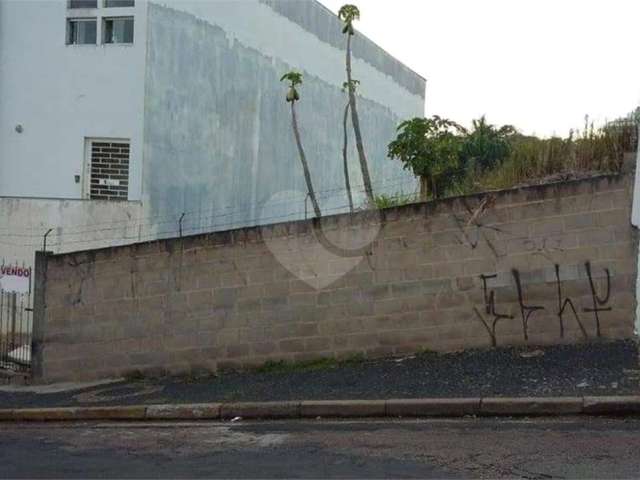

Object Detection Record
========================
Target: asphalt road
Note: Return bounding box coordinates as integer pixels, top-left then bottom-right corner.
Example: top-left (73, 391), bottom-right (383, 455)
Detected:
top-left (1, 417), bottom-right (639, 479)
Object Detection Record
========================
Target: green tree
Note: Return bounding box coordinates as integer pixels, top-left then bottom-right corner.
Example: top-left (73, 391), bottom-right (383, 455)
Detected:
top-left (388, 116), bottom-right (464, 200)
top-left (341, 80), bottom-right (359, 213)
top-left (280, 71), bottom-right (321, 218)
top-left (460, 116), bottom-right (516, 172)
top-left (339, 4), bottom-right (375, 205)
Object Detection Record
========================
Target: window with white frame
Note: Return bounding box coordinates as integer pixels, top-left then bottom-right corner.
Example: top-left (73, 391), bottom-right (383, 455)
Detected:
top-left (103, 17), bottom-right (134, 44)
top-left (67, 18), bottom-right (97, 45)
top-left (66, 0), bottom-right (134, 46)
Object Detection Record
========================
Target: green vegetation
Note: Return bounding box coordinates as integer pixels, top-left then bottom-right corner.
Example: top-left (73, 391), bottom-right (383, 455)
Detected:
top-left (254, 353), bottom-right (366, 374)
top-left (374, 192), bottom-right (417, 209)
top-left (463, 115), bottom-right (637, 194)
top-left (282, 2), bottom-right (637, 211)
top-left (342, 80), bottom-right (360, 213)
top-left (388, 116), bottom-right (466, 200)
top-left (339, 4), bottom-right (375, 205)
top-left (459, 116), bottom-right (516, 173)
top-left (281, 71), bottom-right (322, 218)
top-left (123, 369), bottom-right (146, 381)
top-left (388, 111), bottom-right (639, 200)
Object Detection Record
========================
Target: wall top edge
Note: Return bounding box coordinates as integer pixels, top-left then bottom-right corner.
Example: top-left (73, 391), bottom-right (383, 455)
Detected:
top-left (43, 172), bottom-right (630, 262)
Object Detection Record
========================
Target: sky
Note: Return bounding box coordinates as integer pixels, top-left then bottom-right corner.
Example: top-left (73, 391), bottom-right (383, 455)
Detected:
top-left (319, 0), bottom-right (640, 137)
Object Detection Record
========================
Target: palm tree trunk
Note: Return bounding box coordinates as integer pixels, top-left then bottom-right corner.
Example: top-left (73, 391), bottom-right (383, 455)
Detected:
top-left (346, 34), bottom-right (375, 205)
top-left (342, 102), bottom-right (354, 213)
top-left (291, 102), bottom-right (322, 218)
top-left (419, 175), bottom-right (429, 202)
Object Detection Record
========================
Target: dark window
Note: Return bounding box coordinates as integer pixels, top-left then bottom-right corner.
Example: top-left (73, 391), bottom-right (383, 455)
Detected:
top-left (67, 19), bottom-right (97, 45)
top-left (68, 0), bottom-right (97, 8)
top-left (89, 140), bottom-right (130, 201)
top-left (103, 17), bottom-right (134, 44)
top-left (104, 0), bottom-right (135, 6)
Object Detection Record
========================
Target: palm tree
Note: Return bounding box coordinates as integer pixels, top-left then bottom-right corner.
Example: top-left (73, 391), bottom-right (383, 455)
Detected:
top-left (341, 81), bottom-right (359, 213)
top-left (280, 71), bottom-right (322, 218)
top-left (338, 4), bottom-right (375, 205)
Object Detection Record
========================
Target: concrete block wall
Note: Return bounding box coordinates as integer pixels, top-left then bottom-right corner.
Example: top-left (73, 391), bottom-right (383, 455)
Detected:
top-left (35, 174), bottom-right (637, 382)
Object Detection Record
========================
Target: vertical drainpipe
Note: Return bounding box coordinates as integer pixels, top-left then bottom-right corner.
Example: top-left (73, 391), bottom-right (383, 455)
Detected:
top-left (632, 126), bottom-right (640, 336)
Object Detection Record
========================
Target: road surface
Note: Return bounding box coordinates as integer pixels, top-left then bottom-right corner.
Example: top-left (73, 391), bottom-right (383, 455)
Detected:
top-left (1, 417), bottom-right (639, 478)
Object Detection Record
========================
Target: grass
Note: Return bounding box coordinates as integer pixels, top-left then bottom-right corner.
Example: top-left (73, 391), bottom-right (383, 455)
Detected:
top-left (452, 117), bottom-right (638, 196)
top-left (414, 347), bottom-right (438, 357)
top-left (123, 369), bottom-right (149, 382)
top-left (376, 115), bottom-right (637, 206)
top-left (119, 354), bottom-right (368, 382)
top-left (253, 353), bottom-right (367, 374)
top-left (374, 192), bottom-right (418, 209)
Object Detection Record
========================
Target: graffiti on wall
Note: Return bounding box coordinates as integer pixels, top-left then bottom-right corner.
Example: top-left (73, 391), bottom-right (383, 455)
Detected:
top-left (474, 262), bottom-right (611, 346)
top-left (473, 274), bottom-right (513, 347)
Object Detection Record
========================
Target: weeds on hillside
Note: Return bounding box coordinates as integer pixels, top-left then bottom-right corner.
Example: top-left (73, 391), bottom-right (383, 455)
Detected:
top-left (448, 114), bottom-right (638, 195)
top-left (459, 116), bottom-right (638, 193)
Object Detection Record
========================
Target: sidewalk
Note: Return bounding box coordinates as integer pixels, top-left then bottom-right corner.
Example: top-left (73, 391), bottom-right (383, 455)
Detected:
top-left (0, 340), bottom-right (638, 410)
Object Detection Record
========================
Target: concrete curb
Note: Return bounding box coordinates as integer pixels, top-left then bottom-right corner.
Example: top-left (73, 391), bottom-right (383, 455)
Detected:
top-left (1, 396), bottom-right (639, 422)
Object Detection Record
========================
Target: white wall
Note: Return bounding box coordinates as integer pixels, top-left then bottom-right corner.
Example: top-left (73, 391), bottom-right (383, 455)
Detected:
top-left (142, 0), bottom-right (426, 238)
top-left (0, 198), bottom-right (143, 269)
top-left (0, 0), bottom-right (147, 200)
top-left (0, 0), bottom-right (427, 275)
top-left (153, 0), bottom-right (424, 119)
top-left (0, 197), bottom-right (143, 335)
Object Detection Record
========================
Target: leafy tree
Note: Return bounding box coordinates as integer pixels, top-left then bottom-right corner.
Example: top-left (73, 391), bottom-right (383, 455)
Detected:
top-left (459, 116), bottom-right (516, 172)
top-left (339, 4), bottom-right (375, 205)
top-left (388, 116), bottom-right (465, 200)
top-left (280, 71), bottom-right (321, 218)
top-left (341, 80), bottom-right (359, 213)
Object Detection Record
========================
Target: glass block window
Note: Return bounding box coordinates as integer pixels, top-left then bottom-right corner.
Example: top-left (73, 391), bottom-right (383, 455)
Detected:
top-left (89, 141), bottom-right (130, 200)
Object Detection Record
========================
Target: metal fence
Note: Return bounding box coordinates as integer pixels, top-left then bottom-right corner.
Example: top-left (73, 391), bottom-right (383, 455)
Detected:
top-left (0, 291), bottom-right (32, 374)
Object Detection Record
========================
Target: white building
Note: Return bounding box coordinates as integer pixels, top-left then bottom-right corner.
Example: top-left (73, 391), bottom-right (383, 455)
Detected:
top-left (0, 0), bottom-right (427, 277)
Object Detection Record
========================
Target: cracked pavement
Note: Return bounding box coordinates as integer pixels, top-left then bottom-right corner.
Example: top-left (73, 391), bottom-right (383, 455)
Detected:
top-left (1, 416), bottom-right (639, 478)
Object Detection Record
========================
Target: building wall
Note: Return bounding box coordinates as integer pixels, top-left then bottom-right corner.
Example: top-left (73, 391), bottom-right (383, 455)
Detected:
top-left (0, 0), bottom-right (425, 275)
top-left (35, 174), bottom-right (636, 383)
top-left (259, 0), bottom-right (425, 102)
top-left (142, 0), bottom-right (426, 237)
top-left (0, 0), bottom-right (147, 200)
top-left (0, 197), bottom-right (143, 270)
top-left (631, 138), bottom-right (640, 334)
top-left (0, 197), bottom-right (143, 335)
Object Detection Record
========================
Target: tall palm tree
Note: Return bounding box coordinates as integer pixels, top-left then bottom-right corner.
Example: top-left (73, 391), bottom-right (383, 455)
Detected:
top-left (280, 71), bottom-right (322, 218)
top-left (341, 81), bottom-right (359, 213)
top-left (338, 4), bottom-right (375, 205)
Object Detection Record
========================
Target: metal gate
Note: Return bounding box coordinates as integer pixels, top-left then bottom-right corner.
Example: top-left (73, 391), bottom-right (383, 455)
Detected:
top-left (0, 291), bottom-right (32, 377)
